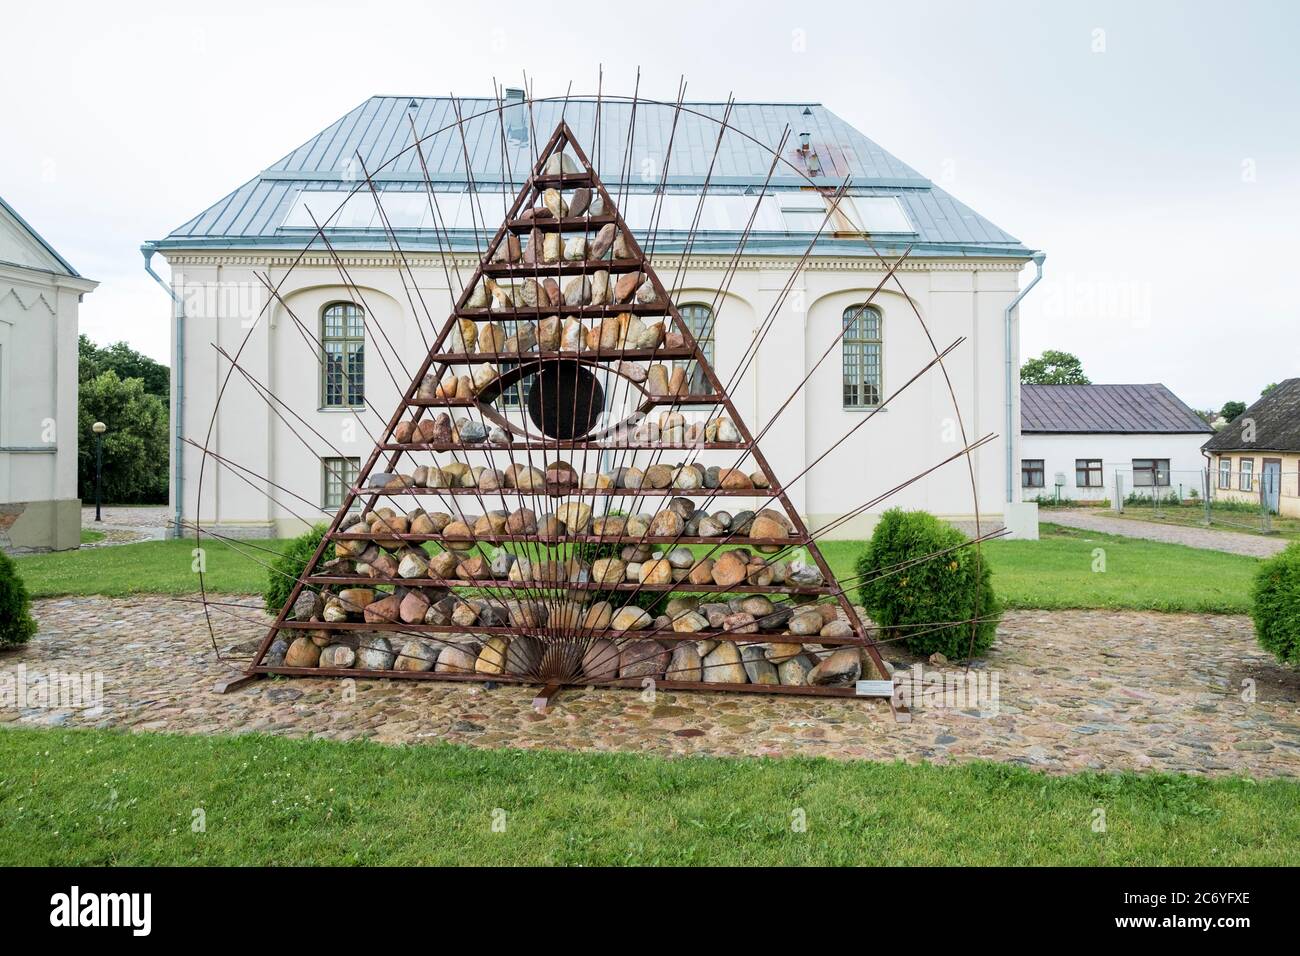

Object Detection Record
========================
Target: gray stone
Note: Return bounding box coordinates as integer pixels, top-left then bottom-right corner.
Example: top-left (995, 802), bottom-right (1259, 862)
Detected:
top-left (666, 643), bottom-right (703, 681)
top-left (820, 619), bottom-right (854, 639)
top-left (741, 645), bottom-right (780, 685)
top-left (293, 590), bottom-right (323, 621)
top-left (395, 638), bottom-right (438, 672)
top-left (788, 610), bottom-right (823, 636)
top-left (666, 546), bottom-right (695, 569)
top-left (505, 635), bottom-right (542, 676)
top-left (778, 654), bottom-right (815, 686)
top-left (700, 603), bottom-right (730, 628)
top-left (355, 634), bottom-right (397, 670)
top-left (320, 644), bottom-right (357, 668)
top-left (435, 643), bottom-right (479, 674)
top-left (668, 497), bottom-right (696, 520)
top-left (702, 641), bottom-right (748, 683)
top-left (264, 637), bottom-right (289, 667)
top-left (789, 559), bottom-right (824, 587)
top-left (696, 515), bottom-right (725, 537)
top-left (458, 420), bottom-right (488, 443)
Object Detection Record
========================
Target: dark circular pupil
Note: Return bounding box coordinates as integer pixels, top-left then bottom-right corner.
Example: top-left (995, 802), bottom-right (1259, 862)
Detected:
top-left (526, 360), bottom-right (605, 439)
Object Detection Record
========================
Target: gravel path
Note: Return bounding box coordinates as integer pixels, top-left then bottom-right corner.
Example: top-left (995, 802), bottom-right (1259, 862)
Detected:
top-left (1046, 509), bottom-right (1289, 558)
top-left (80, 506), bottom-right (170, 547)
top-left (4, 596), bottom-right (1298, 778)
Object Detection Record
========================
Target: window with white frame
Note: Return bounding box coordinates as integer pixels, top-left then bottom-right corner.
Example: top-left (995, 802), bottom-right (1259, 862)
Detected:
top-left (323, 457), bottom-right (360, 510)
top-left (322, 302), bottom-right (365, 407)
top-left (493, 318), bottom-right (532, 408)
top-left (1239, 458), bottom-right (1254, 491)
top-left (1218, 457), bottom-right (1232, 490)
top-left (842, 304), bottom-right (882, 408)
top-left (1075, 459), bottom-right (1103, 488)
top-left (1132, 458), bottom-right (1170, 487)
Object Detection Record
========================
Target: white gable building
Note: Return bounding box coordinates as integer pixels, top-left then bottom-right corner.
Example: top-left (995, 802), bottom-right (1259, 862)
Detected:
top-left (0, 197), bottom-right (97, 551)
top-left (1020, 384), bottom-right (1214, 504)
top-left (145, 96), bottom-right (1042, 540)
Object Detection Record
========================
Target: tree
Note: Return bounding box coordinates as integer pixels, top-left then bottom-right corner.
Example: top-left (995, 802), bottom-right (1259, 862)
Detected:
top-left (78, 371), bottom-right (170, 504)
top-left (78, 335), bottom-right (170, 399)
top-left (1020, 350), bottom-right (1090, 385)
top-left (1262, 383), bottom-right (1279, 397)
top-left (1220, 400), bottom-right (1247, 422)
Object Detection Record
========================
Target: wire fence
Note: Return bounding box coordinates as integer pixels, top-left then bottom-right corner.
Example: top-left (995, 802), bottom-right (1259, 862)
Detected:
top-left (1111, 467), bottom-right (1299, 537)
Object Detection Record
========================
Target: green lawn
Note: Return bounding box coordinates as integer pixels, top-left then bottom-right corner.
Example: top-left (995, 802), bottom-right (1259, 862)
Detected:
top-left (16, 523), bottom-right (1258, 614)
top-left (0, 727), bottom-right (1292, 866)
top-left (826, 522), bottom-right (1257, 614)
top-left (80, 529), bottom-right (106, 544)
top-left (18, 535), bottom-right (294, 598)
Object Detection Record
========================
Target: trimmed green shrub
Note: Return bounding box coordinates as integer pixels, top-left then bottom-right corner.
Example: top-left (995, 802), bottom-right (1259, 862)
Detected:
top-left (1251, 542), bottom-right (1300, 666)
top-left (0, 550), bottom-right (39, 648)
top-left (855, 508), bottom-right (1000, 659)
top-left (262, 523), bottom-right (328, 613)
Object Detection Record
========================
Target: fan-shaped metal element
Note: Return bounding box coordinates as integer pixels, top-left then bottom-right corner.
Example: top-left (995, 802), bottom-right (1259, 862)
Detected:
top-left (526, 360), bottom-right (605, 439)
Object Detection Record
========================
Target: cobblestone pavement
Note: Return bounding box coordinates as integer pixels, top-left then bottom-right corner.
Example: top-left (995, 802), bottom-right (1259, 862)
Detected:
top-left (79, 506), bottom-right (170, 546)
top-left (4, 596), bottom-right (1298, 778)
top-left (1047, 509), bottom-right (1289, 558)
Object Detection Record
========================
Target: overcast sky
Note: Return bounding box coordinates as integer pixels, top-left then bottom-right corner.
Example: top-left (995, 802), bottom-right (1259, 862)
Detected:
top-left (3, 0), bottom-right (1296, 411)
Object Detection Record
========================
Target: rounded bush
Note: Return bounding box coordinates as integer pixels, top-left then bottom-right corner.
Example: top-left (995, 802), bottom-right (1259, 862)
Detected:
top-left (855, 508), bottom-right (1000, 659)
top-left (1251, 542), bottom-right (1300, 666)
top-left (0, 550), bottom-right (39, 648)
top-left (263, 523), bottom-right (328, 614)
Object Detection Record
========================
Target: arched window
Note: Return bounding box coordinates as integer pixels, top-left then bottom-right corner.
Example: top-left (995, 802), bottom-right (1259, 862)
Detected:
top-left (322, 302), bottom-right (365, 407)
top-left (677, 303), bottom-right (715, 393)
top-left (842, 304), bottom-right (882, 408)
top-left (495, 317), bottom-right (529, 408)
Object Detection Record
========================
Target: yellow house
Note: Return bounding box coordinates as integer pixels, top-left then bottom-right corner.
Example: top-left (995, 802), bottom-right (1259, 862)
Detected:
top-left (1202, 378), bottom-right (1300, 518)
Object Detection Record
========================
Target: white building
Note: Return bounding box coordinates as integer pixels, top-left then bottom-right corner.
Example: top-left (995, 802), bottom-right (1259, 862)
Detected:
top-left (0, 197), bottom-right (96, 550)
top-left (145, 96), bottom-right (1042, 540)
top-left (1020, 384), bottom-right (1213, 504)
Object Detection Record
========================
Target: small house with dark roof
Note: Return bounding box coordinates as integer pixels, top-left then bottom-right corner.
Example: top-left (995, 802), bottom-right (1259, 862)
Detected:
top-left (1202, 378), bottom-right (1300, 517)
top-left (1019, 383), bottom-right (1212, 504)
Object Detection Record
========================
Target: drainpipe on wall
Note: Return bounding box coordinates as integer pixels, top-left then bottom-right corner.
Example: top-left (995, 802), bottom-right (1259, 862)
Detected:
top-left (141, 243), bottom-right (183, 538)
top-left (1005, 251), bottom-right (1046, 503)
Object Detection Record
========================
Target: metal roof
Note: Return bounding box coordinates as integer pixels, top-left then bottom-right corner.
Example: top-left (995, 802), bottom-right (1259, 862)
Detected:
top-left (1021, 384), bottom-right (1213, 435)
top-left (1203, 378), bottom-right (1300, 453)
top-left (0, 195), bottom-right (82, 277)
top-left (154, 96), bottom-right (1032, 258)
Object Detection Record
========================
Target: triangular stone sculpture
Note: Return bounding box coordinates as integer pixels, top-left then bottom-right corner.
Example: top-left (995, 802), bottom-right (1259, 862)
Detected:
top-left (247, 121), bottom-right (898, 714)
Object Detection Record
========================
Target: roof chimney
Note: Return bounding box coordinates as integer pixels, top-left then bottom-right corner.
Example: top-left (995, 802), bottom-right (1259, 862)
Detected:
top-left (505, 88), bottom-right (528, 145)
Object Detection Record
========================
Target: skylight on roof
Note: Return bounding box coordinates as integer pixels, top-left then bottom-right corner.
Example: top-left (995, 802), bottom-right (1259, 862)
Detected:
top-left (278, 189), bottom-right (914, 236)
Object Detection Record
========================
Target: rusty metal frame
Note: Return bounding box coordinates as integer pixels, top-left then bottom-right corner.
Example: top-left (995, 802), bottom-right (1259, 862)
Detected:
top-left (234, 118), bottom-right (908, 715)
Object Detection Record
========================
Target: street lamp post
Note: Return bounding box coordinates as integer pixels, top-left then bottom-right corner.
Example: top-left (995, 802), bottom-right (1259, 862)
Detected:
top-left (92, 421), bottom-right (107, 522)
